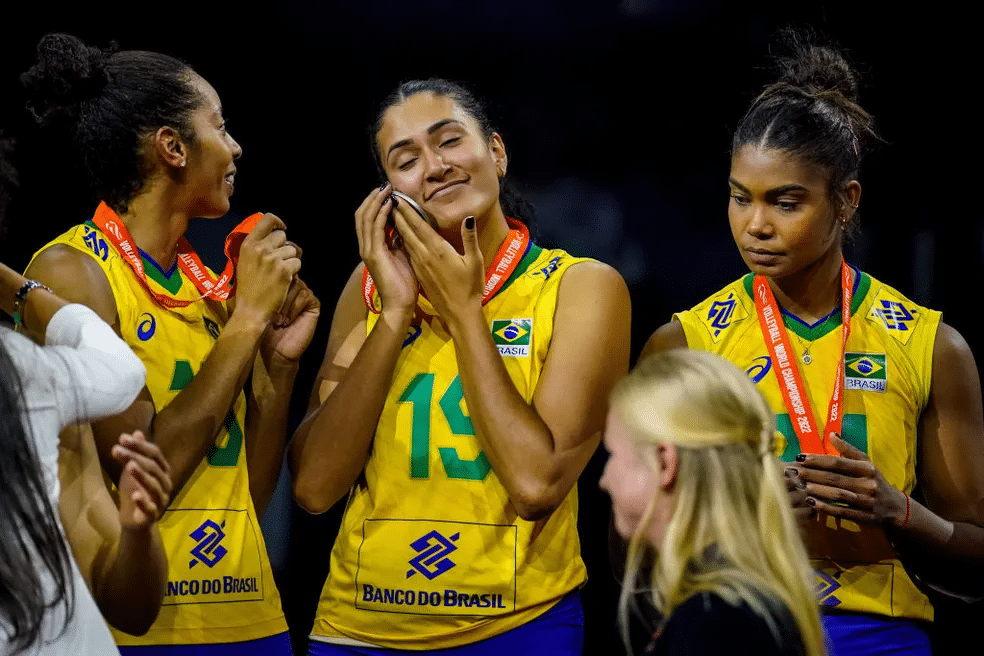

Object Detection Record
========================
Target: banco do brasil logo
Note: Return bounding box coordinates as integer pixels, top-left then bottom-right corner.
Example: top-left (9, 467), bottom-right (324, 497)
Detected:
top-left (406, 530), bottom-right (459, 580)
top-left (189, 519), bottom-right (228, 568)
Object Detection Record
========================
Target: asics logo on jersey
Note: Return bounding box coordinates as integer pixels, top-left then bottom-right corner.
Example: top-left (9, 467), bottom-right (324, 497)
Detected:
top-left (707, 294), bottom-right (737, 337)
top-left (137, 313), bottom-right (156, 341)
top-left (746, 356), bottom-right (772, 383)
top-left (189, 519), bottom-right (228, 568)
top-left (871, 300), bottom-right (916, 331)
top-left (406, 530), bottom-right (460, 580)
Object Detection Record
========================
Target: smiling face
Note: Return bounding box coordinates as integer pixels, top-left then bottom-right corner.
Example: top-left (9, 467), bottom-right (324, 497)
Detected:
top-left (728, 145), bottom-right (849, 281)
top-left (376, 92), bottom-right (506, 232)
top-left (182, 75), bottom-right (242, 218)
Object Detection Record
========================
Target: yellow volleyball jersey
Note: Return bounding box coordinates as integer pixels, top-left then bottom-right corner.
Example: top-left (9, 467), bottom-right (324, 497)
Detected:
top-left (676, 268), bottom-right (939, 621)
top-left (311, 245), bottom-right (591, 650)
top-left (32, 221), bottom-right (287, 645)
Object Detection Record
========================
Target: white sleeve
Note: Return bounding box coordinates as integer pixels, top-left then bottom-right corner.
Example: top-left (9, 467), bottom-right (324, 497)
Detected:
top-left (38, 303), bottom-right (146, 425)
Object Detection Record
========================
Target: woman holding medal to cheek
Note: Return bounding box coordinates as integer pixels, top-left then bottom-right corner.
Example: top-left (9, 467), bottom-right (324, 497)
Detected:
top-left (291, 79), bottom-right (631, 654)
top-left (642, 33), bottom-right (984, 656)
top-left (21, 33), bottom-right (319, 654)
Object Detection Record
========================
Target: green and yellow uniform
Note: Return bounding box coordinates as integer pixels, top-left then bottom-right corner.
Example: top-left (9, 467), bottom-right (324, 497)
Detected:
top-left (676, 268), bottom-right (939, 621)
top-left (311, 245), bottom-right (590, 650)
top-left (32, 221), bottom-right (288, 646)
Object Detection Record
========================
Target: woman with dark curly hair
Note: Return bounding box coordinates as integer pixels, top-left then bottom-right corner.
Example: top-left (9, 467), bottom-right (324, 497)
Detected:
top-left (21, 33), bottom-right (319, 654)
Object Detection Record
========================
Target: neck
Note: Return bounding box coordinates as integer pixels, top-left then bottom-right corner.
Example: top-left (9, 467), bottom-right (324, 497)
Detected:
top-left (440, 208), bottom-right (511, 270)
top-left (118, 182), bottom-right (191, 270)
top-left (767, 248), bottom-right (847, 324)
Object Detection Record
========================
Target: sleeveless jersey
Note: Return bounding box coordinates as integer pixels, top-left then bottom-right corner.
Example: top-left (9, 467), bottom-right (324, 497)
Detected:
top-left (31, 221), bottom-right (288, 645)
top-left (675, 269), bottom-right (939, 622)
top-left (311, 245), bottom-right (591, 650)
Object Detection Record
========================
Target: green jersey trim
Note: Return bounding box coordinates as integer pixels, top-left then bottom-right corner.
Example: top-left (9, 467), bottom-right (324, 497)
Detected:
top-left (85, 220), bottom-right (184, 294)
top-left (494, 243), bottom-right (543, 298)
top-left (741, 270), bottom-right (872, 342)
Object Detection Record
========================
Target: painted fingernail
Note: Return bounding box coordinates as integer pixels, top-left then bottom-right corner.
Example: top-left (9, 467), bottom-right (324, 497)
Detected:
top-left (784, 467), bottom-right (798, 477)
top-left (795, 454), bottom-right (807, 462)
top-left (465, 216), bottom-right (475, 229)
top-left (379, 182), bottom-right (387, 191)
top-left (391, 195), bottom-right (399, 207)
top-left (806, 497), bottom-right (817, 506)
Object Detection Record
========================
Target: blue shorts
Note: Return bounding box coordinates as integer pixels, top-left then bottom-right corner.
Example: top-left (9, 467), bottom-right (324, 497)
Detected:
top-left (307, 591), bottom-right (583, 655)
top-left (822, 613), bottom-right (931, 656)
top-left (119, 632), bottom-right (292, 655)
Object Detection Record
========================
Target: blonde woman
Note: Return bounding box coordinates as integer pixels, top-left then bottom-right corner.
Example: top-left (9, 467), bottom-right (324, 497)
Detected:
top-left (600, 349), bottom-right (824, 656)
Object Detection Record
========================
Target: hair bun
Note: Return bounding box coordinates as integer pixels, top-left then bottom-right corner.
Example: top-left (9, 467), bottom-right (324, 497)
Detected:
top-left (773, 29), bottom-right (860, 103)
top-left (22, 33), bottom-right (110, 127)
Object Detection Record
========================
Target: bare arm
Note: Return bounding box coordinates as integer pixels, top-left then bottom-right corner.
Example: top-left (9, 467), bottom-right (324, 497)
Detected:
top-left (290, 264), bottom-right (410, 513)
top-left (290, 186), bottom-right (419, 514)
top-left (794, 323), bottom-right (984, 597)
top-left (26, 215), bottom-right (298, 495)
top-left (393, 210), bottom-right (631, 520)
top-left (448, 261), bottom-right (631, 520)
top-left (245, 276), bottom-right (320, 518)
top-left (639, 319), bottom-right (688, 359)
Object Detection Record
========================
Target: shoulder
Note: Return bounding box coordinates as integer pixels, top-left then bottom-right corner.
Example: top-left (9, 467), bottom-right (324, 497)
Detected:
top-left (655, 592), bottom-right (801, 656)
top-left (26, 240), bottom-right (118, 327)
top-left (857, 270), bottom-right (941, 342)
top-left (643, 276), bottom-right (752, 357)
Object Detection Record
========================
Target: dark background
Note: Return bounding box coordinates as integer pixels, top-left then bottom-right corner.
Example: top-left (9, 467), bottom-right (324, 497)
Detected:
top-left (1, 2), bottom-right (980, 654)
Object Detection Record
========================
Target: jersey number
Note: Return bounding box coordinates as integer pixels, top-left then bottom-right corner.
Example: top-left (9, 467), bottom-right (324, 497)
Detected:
top-left (169, 359), bottom-right (243, 467)
top-left (399, 373), bottom-right (491, 481)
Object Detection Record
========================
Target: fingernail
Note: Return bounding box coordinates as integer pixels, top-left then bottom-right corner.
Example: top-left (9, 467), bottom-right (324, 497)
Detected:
top-left (391, 195), bottom-right (399, 207)
top-left (806, 497), bottom-right (817, 506)
top-left (795, 454), bottom-right (807, 462)
top-left (465, 216), bottom-right (475, 229)
top-left (784, 467), bottom-right (798, 477)
top-left (379, 182), bottom-right (387, 191)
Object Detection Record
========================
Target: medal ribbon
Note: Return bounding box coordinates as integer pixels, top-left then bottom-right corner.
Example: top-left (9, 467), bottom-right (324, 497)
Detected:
top-left (362, 217), bottom-right (531, 313)
top-left (753, 259), bottom-right (853, 456)
top-left (91, 201), bottom-right (263, 309)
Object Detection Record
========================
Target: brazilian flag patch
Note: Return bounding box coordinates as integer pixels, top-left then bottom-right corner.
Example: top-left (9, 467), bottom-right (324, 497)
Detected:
top-left (844, 352), bottom-right (887, 393)
top-left (492, 319), bottom-right (532, 357)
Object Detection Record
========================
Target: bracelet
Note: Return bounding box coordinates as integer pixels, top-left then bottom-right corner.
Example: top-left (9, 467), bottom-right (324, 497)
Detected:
top-left (12, 279), bottom-right (53, 331)
top-left (899, 493), bottom-right (912, 529)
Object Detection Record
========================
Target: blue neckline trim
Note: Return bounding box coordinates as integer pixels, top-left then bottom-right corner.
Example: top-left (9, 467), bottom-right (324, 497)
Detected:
top-left (138, 246), bottom-right (178, 278)
top-left (780, 264), bottom-right (862, 328)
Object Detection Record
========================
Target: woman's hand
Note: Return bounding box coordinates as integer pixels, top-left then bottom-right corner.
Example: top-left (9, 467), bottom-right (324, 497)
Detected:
top-left (111, 430), bottom-right (172, 531)
top-left (392, 202), bottom-right (484, 324)
top-left (783, 466), bottom-right (817, 522)
top-left (789, 433), bottom-right (908, 527)
top-left (233, 213), bottom-right (301, 325)
top-left (262, 275), bottom-right (321, 363)
top-left (357, 184), bottom-right (418, 319)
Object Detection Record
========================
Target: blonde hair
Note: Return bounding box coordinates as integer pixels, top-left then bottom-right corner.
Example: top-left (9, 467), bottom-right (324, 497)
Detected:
top-left (613, 349), bottom-right (824, 656)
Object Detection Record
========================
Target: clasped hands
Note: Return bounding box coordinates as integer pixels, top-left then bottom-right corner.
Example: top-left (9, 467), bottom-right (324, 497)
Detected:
top-left (784, 433), bottom-right (909, 529)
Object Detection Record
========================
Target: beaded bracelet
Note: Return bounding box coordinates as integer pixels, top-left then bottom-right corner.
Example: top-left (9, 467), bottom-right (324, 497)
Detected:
top-left (12, 279), bottom-right (52, 330)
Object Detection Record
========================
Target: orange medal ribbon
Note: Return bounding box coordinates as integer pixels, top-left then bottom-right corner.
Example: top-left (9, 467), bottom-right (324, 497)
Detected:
top-left (91, 201), bottom-right (263, 309)
top-left (362, 217), bottom-right (531, 313)
top-left (753, 259), bottom-right (853, 456)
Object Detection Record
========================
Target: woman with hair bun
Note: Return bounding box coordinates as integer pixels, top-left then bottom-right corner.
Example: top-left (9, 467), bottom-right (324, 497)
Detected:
top-left (601, 349), bottom-right (825, 656)
top-left (643, 32), bottom-right (984, 655)
top-left (291, 78), bottom-right (630, 654)
top-left (21, 33), bottom-right (319, 654)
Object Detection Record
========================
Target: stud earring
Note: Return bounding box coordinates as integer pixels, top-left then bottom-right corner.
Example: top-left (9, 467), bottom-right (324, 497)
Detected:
top-left (180, 160), bottom-right (187, 168)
